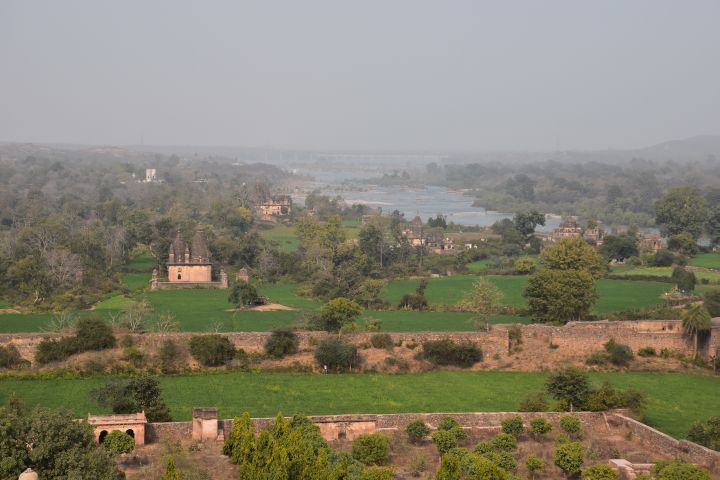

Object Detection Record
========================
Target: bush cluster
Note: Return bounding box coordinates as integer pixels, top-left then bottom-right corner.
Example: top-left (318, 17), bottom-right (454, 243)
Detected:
top-left (405, 420), bottom-right (430, 444)
top-left (189, 335), bottom-right (236, 367)
top-left (687, 416), bottom-right (720, 451)
top-left (36, 317), bottom-right (116, 365)
top-left (420, 338), bottom-right (483, 367)
top-left (0, 344), bottom-right (22, 369)
top-left (264, 328), bottom-right (299, 358)
top-left (369, 333), bottom-right (394, 350)
top-left (351, 433), bottom-right (389, 466)
top-left (314, 336), bottom-right (360, 371)
top-left (103, 430), bottom-right (135, 454)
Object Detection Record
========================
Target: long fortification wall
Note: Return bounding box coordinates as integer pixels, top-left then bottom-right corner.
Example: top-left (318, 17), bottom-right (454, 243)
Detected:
top-left (1, 320), bottom-right (718, 363)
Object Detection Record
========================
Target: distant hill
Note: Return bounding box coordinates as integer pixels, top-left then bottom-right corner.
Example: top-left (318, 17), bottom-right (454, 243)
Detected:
top-left (638, 135), bottom-right (720, 161)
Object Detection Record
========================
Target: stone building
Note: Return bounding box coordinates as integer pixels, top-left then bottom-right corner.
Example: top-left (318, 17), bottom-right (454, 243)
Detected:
top-left (401, 215), bottom-right (426, 246)
top-left (256, 195), bottom-right (292, 221)
top-left (151, 227), bottom-right (227, 290)
top-left (551, 216), bottom-right (582, 241)
top-left (145, 168), bottom-right (157, 182)
top-left (638, 232), bottom-right (665, 253)
top-left (583, 226), bottom-right (604, 246)
top-left (88, 412), bottom-right (147, 446)
top-left (427, 230), bottom-right (455, 254)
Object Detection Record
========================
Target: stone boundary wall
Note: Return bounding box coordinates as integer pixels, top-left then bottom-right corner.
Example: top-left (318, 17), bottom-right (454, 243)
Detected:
top-left (611, 413), bottom-right (720, 473)
top-left (1, 319), bottom-right (718, 363)
top-left (144, 411), bottom-right (720, 472)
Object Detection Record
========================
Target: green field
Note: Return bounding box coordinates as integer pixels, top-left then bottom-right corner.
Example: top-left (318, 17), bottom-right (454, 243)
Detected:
top-left (611, 264), bottom-right (720, 283)
top-left (385, 275), bottom-right (670, 314)
top-left (466, 260), bottom-right (489, 272)
top-left (0, 274), bottom-right (672, 333)
top-left (0, 371), bottom-right (716, 439)
top-left (689, 253), bottom-right (720, 270)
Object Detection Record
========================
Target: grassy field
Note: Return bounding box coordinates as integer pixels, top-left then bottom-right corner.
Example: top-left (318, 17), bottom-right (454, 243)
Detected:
top-left (611, 264), bottom-right (720, 283)
top-left (0, 274), bottom-right (672, 333)
top-left (384, 275), bottom-right (670, 314)
top-left (0, 371), bottom-right (715, 439)
top-left (465, 260), bottom-right (489, 272)
top-left (689, 253), bottom-right (720, 270)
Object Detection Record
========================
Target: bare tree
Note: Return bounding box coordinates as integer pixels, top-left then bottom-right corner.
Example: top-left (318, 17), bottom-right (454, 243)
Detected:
top-left (122, 299), bottom-right (152, 333)
top-left (44, 248), bottom-right (82, 289)
top-left (44, 310), bottom-right (77, 332)
top-left (154, 312), bottom-right (181, 335)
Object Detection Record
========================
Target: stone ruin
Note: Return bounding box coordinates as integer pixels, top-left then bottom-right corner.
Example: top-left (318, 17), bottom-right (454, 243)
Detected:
top-left (88, 412), bottom-right (147, 446)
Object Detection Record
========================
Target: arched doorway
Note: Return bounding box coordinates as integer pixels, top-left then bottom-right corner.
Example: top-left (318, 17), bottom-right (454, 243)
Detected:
top-left (125, 429), bottom-right (135, 438)
top-left (99, 430), bottom-right (108, 443)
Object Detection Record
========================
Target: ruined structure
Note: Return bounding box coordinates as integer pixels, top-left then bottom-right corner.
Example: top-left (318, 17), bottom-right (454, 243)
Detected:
top-left (192, 407), bottom-right (222, 442)
top-left (551, 216), bottom-right (582, 241)
top-left (583, 226), bottom-right (604, 246)
top-left (145, 168), bottom-right (157, 183)
top-left (88, 412), bottom-right (147, 446)
top-left (426, 229), bottom-right (455, 254)
top-left (638, 232), bottom-right (665, 253)
top-left (151, 227), bottom-right (227, 290)
top-left (235, 267), bottom-right (250, 283)
top-left (256, 195), bottom-right (292, 221)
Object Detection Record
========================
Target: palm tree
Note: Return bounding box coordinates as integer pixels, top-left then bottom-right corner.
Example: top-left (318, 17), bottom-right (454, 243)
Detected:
top-left (682, 303), bottom-right (712, 359)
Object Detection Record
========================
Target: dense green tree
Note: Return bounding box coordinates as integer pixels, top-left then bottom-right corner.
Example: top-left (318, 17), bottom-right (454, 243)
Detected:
top-left (687, 416), bottom-right (720, 451)
top-left (0, 401), bottom-right (124, 480)
top-left (667, 232), bottom-right (698, 256)
top-left (546, 368), bottom-right (591, 409)
top-left (189, 335), bottom-right (236, 367)
top-left (228, 281), bottom-right (259, 307)
top-left (655, 187), bottom-right (708, 239)
top-left (318, 297), bottom-right (363, 332)
top-left (513, 210), bottom-right (545, 239)
top-left (703, 289), bottom-right (720, 317)
top-left (314, 336), bottom-right (360, 371)
top-left (161, 456), bottom-right (180, 480)
top-left (91, 374), bottom-right (173, 422)
top-left (599, 234), bottom-right (639, 261)
top-left (554, 441), bottom-right (584, 477)
top-left (653, 460), bottom-right (711, 480)
top-left (672, 267), bottom-right (696, 293)
top-left (540, 237), bottom-right (606, 279)
top-left (524, 269), bottom-right (597, 323)
top-left (582, 464), bottom-right (617, 480)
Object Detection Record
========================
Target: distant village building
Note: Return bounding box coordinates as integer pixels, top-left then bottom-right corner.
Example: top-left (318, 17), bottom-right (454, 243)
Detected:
top-left (426, 230), bottom-right (455, 254)
top-left (402, 215), bottom-right (426, 246)
top-left (638, 232), bottom-right (665, 253)
top-left (582, 226), bottom-right (604, 246)
top-left (151, 226), bottom-right (227, 290)
top-left (551, 217), bottom-right (582, 241)
top-left (256, 194), bottom-right (292, 221)
top-left (145, 168), bottom-right (158, 183)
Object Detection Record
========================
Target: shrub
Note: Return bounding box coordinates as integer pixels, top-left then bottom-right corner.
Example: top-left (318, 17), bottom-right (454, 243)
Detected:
top-left (653, 460), bottom-right (711, 480)
top-left (314, 336), bottom-right (360, 371)
top-left (637, 347), bottom-right (656, 357)
top-left (653, 249), bottom-right (675, 267)
top-left (529, 418), bottom-right (552, 437)
top-left (687, 416), bottom-right (720, 451)
top-left (264, 328), bottom-right (299, 358)
top-left (103, 430), bottom-right (135, 454)
top-left (582, 464), bottom-right (618, 480)
top-left (488, 451), bottom-right (517, 472)
top-left (420, 339), bottom-right (483, 367)
top-left (437, 417), bottom-right (467, 440)
top-left (159, 339), bottom-right (183, 373)
top-left (474, 440), bottom-right (494, 455)
top-left (352, 433), bottom-right (389, 466)
top-left (369, 333), bottom-right (394, 350)
top-left (492, 433), bottom-right (517, 452)
top-left (35, 338), bottom-right (75, 364)
top-left (585, 351), bottom-right (611, 366)
top-left (604, 339), bottom-right (634, 366)
top-left (405, 420), bottom-right (431, 444)
top-left (0, 344), bottom-right (22, 369)
top-left (74, 317), bottom-right (117, 351)
top-left (518, 392), bottom-right (549, 412)
top-left (554, 441), bottom-right (584, 476)
top-left (559, 415), bottom-right (581, 436)
top-left (500, 416), bottom-right (524, 436)
top-left (525, 454), bottom-right (545, 477)
top-left (431, 429), bottom-right (458, 454)
top-left (189, 335), bottom-right (236, 367)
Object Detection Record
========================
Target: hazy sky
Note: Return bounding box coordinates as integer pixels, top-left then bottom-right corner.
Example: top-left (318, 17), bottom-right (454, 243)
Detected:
top-left (1, 1), bottom-right (719, 151)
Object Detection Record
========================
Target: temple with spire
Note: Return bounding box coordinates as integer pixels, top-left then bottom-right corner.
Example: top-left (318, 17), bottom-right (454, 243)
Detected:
top-left (151, 226), bottom-right (227, 290)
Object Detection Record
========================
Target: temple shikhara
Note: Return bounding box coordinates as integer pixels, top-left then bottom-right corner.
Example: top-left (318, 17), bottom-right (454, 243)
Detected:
top-left (151, 226), bottom-right (227, 290)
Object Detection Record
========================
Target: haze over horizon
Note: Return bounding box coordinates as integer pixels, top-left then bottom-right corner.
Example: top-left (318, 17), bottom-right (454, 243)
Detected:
top-left (2, 0), bottom-right (719, 152)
